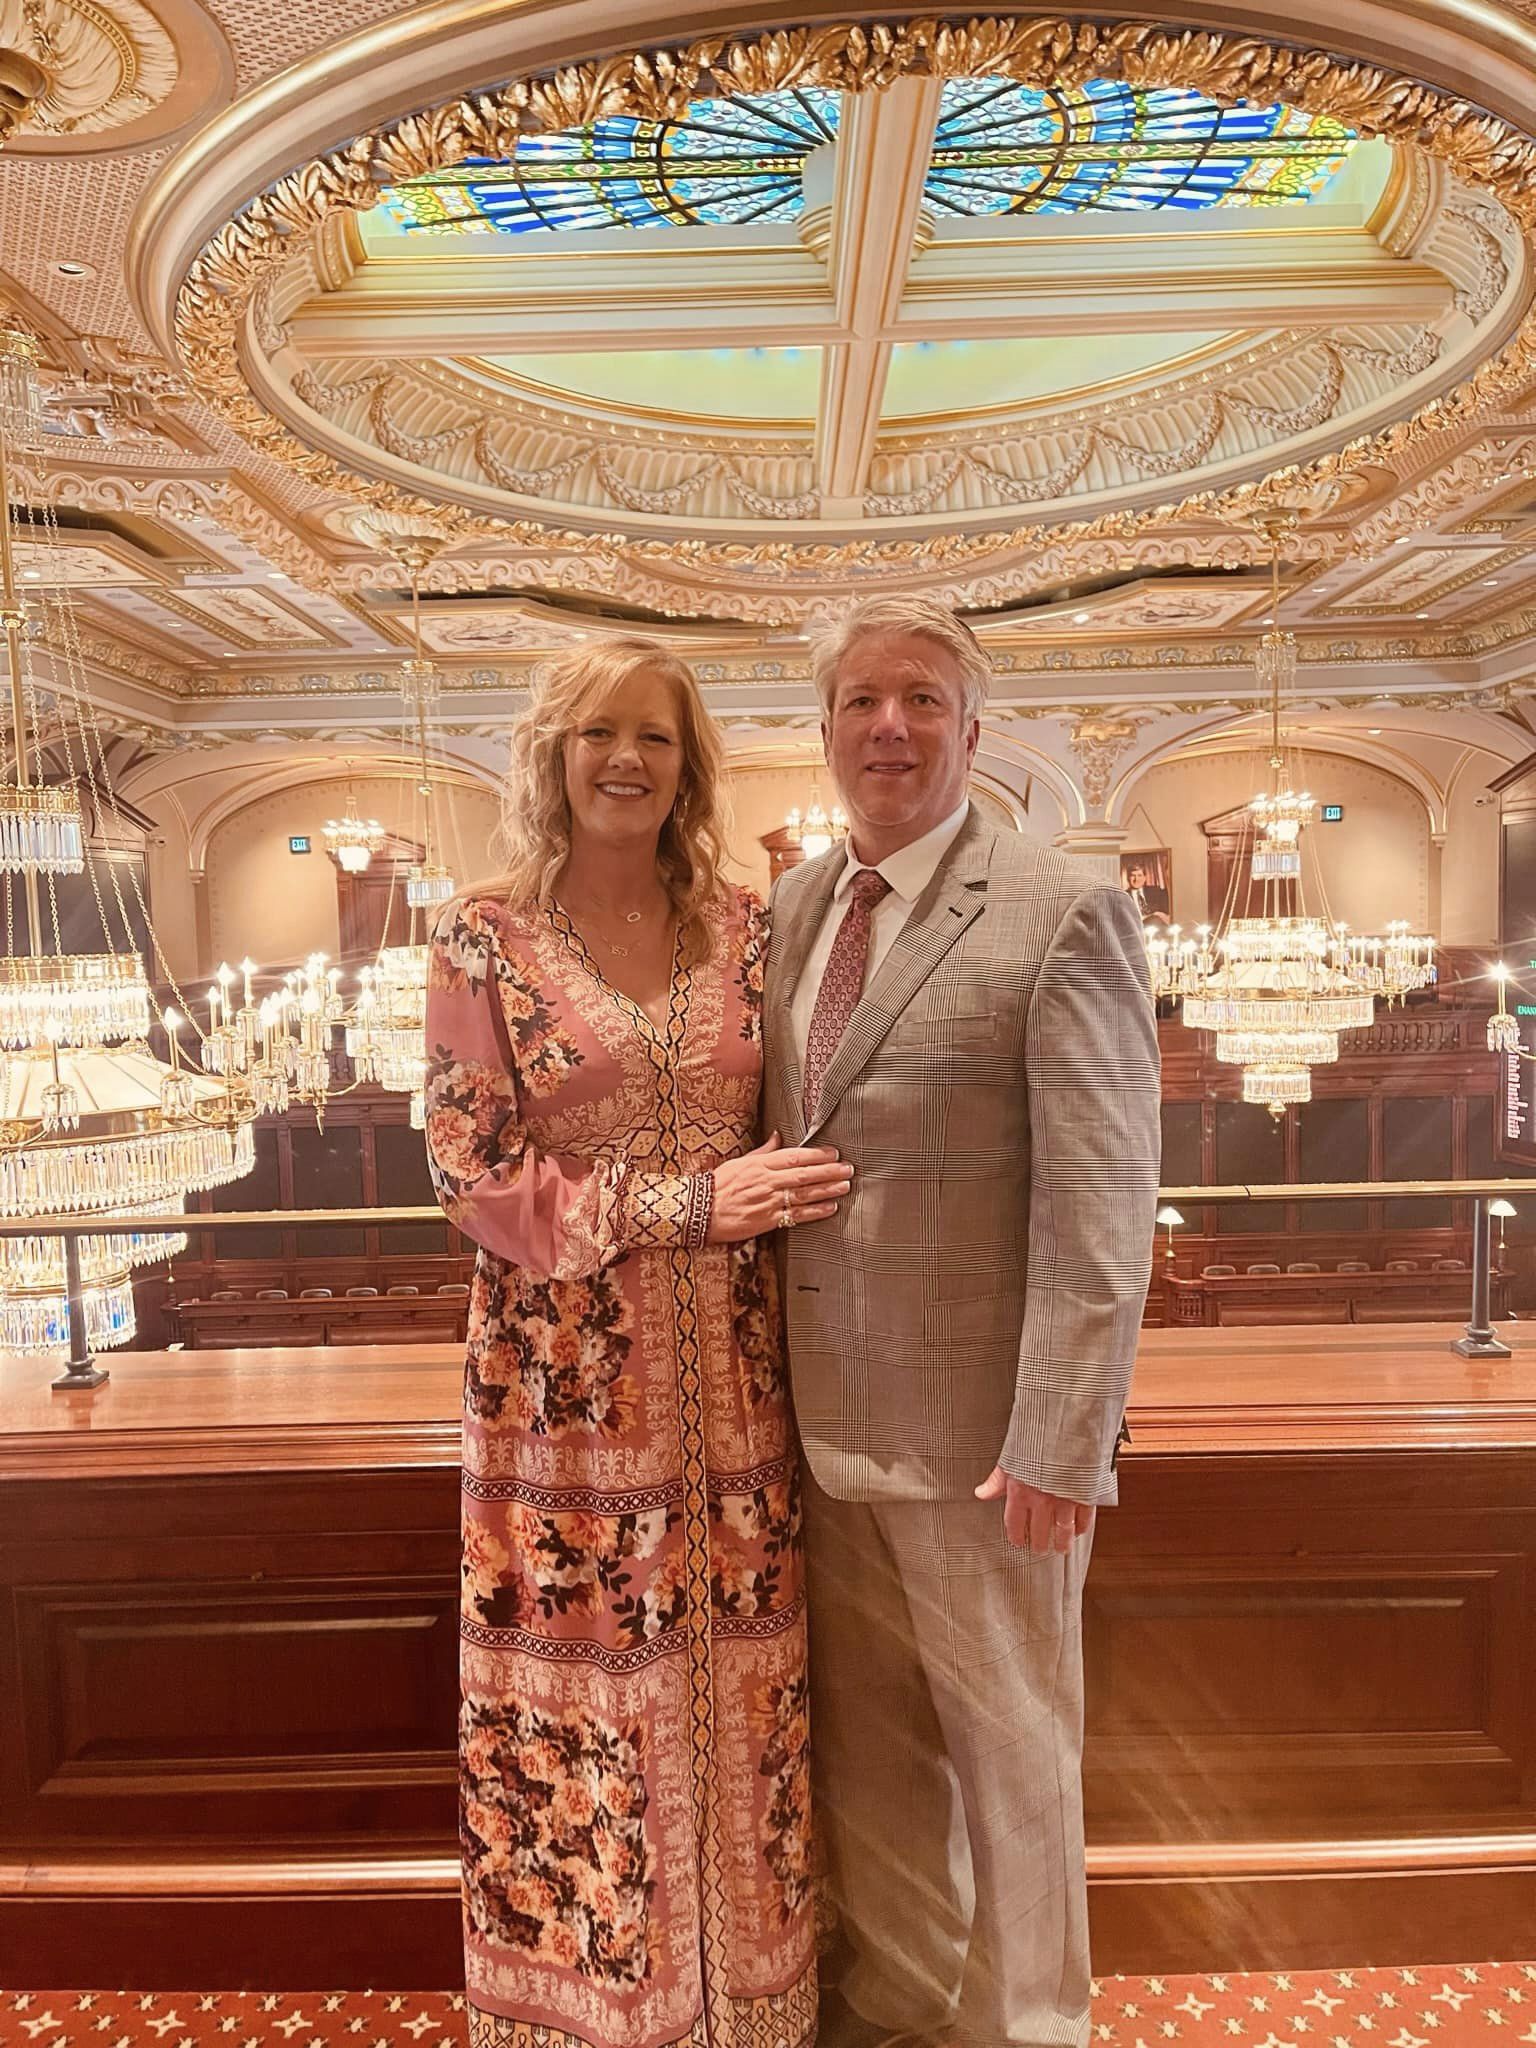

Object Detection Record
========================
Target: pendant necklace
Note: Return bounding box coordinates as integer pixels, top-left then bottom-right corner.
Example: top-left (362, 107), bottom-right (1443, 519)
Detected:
top-left (565, 899), bottom-right (649, 959)
top-left (604, 909), bottom-right (644, 959)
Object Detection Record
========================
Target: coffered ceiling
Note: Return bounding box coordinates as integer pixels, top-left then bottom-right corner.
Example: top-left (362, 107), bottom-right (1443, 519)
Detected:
top-left (1, 0), bottom-right (1536, 835)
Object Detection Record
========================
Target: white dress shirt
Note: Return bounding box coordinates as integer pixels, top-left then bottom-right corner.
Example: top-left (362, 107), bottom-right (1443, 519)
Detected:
top-left (789, 800), bottom-right (971, 1059)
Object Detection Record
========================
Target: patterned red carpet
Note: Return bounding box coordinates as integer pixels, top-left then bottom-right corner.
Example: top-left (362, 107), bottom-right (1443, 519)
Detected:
top-left (4, 1971), bottom-right (1536, 2048)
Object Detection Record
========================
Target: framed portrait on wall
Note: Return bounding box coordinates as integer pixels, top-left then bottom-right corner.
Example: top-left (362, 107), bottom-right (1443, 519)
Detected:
top-left (1121, 849), bottom-right (1172, 925)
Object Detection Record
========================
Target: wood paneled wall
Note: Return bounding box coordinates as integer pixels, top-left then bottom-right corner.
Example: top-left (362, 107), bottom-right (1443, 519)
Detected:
top-left (2, 1333), bottom-right (1533, 1986)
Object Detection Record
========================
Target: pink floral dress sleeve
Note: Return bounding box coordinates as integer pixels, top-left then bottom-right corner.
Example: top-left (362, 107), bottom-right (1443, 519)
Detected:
top-left (424, 896), bottom-right (713, 1281)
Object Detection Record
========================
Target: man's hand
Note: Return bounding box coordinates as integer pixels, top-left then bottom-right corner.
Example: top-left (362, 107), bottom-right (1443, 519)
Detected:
top-left (975, 1467), bottom-right (1095, 1554)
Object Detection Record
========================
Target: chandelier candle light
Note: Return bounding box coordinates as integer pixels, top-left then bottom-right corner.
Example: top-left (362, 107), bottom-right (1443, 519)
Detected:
top-left (0, 324), bottom-right (262, 1380)
top-left (784, 797), bottom-right (848, 861)
top-left (322, 766), bottom-right (385, 874)
top-left (199, 953), bottom-right (343, 1120)
top-left (1148, 513), bottom-right (1434, 1114)
top-left (252, 538), bottom-right (462, 1131)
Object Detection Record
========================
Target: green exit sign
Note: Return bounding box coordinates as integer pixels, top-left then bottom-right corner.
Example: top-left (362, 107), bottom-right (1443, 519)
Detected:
top-left (1320, 803), bottom-right (1344, 822)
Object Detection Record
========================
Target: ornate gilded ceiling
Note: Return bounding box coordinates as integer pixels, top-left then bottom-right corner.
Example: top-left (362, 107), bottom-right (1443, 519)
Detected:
top-left (2, 0), bottom-right (1536, 842)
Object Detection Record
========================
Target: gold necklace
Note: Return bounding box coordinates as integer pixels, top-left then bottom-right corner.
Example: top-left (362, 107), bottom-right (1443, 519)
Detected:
top-left (597, 908), bottom-right (644, 960)
top-left (565, 897), bottom-right (662, 961)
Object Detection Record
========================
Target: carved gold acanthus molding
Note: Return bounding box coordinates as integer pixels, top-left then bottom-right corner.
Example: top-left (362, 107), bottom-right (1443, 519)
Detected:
top-left (167, 13), bottom-right (1536, 610)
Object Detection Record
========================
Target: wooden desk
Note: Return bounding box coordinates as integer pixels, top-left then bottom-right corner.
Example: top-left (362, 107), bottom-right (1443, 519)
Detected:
top-left (172, 1295), bottom-right (468, 1350)
top-left (1165, 1265), bottom-right (1507, 1327)
top-left (2, 1328), bottom-right (1534, 1983)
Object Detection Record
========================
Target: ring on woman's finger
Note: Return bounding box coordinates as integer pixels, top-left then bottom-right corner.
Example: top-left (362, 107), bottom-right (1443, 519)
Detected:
top-left (779, 1197), bottom-right (794, 1231)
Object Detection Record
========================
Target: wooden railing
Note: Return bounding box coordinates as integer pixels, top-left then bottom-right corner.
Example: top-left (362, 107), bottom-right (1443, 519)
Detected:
top-left (7, 1180), bottom-right (1532, 1390)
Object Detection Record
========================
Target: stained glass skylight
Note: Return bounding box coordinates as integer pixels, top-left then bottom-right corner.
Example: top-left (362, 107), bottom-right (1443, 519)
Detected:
top-left (927, 79), bottom-right (1355, 215)
top-left (381, 88), bottom-right (840, 234)
top-left (377, 75), bottom-right (1356, 237)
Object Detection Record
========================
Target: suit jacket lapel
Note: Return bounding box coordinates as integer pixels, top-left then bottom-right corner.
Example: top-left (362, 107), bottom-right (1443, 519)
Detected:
top-left (768, 849), bottom-right (844, 1141)
top-left (806, 811), bottom-right (994, 1138)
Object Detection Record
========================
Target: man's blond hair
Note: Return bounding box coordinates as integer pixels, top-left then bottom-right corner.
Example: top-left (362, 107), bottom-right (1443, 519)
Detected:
top-left (812, 596), bottom-right (991, 724)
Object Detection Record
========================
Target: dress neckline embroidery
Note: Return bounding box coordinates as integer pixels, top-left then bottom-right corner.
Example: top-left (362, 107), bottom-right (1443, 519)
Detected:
top-left (545, 900), bottom-right (689, 1049)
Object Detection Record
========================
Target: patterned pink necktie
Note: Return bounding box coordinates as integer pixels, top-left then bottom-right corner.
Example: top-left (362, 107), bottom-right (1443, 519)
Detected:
top-left (802, 867), bottom-right (891, 1124)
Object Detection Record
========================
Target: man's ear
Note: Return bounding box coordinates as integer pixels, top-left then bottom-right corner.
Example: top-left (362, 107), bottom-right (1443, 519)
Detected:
top-left (965, 717), bottom-right (981, 764)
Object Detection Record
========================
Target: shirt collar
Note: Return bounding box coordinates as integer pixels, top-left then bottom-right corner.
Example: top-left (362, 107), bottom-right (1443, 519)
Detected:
top-left (834, 800), bottom-right (971, 908)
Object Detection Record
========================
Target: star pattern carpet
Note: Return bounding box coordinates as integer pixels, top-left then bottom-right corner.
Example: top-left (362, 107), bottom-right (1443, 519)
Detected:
top-left (2, 1970), bottom-right (1534, 2048)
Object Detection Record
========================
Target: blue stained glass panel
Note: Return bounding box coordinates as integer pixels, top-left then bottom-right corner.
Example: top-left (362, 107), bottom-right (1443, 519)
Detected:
top-left (925, 78), bottom-right (1354, 217)
top-left (378, 75), bottom-right (1354, 236)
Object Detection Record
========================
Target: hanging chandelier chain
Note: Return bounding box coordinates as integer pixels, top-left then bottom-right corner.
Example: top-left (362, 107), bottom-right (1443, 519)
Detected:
top-left (42, 588), bottom-right (127, 965)
top-left (0, 380), bottom-right (46, 955)
top-left (409, 567), bottom-right (437, 872)
top-left (1268, 532), bottom-right (1283, 769)
top-left (38, 491), bottom-right (201, 1022)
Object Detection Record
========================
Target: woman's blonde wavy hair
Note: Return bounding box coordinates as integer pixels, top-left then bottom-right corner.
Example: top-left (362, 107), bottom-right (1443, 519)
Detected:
top-left (483, 637), bottom-right (730, 964)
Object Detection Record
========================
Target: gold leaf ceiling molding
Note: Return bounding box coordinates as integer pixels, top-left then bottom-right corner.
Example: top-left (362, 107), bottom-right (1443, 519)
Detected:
top-left (0, 0), bottom-right (176, 135)
top-left (282, 320), bottom-right (1456, 528)
top-left (165, 14), bottom-right (1536, 612)
top-left (254, 175), bottom-right (1516, 532)
top-left (16, 457), bottom-right (225, 519)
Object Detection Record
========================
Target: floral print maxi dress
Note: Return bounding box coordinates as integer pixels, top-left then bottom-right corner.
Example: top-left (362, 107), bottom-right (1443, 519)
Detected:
top-left (424, 887), bottom-right (815, 2048)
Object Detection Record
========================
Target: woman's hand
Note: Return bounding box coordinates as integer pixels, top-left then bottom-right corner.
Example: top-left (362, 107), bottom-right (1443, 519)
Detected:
top-left (706, 1133), bottom-right (852, 1243)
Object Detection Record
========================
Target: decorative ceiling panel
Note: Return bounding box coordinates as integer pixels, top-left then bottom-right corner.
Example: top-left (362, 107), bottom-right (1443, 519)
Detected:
top-left (0, 0), bottom-right (1533, 719)
top-left (378, 76), bottom-right (1355, 238)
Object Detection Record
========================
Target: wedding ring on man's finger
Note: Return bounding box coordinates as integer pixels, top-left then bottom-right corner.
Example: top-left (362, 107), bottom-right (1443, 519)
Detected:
top-left (779, 1198), bottom-right (795, 1231)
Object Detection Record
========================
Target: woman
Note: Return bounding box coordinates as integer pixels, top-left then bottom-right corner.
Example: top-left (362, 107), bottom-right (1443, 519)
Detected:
top-left (424, 637), bottom-right (848, 2048)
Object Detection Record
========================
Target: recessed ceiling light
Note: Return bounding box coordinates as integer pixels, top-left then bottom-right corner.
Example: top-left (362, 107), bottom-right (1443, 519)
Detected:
top-left (21, 569), bottom-right (40, 581)
top-left (1415, 611), bottom-right (1429, 619)
top-left (1072, 610), bottom-right (1090, 624)
top-left (1368, 726), bottom-right (1382, 735)
top-left (1483, 578), bottom-right (1501, 586)
top-left (52, 259), bottom-right (94, 280)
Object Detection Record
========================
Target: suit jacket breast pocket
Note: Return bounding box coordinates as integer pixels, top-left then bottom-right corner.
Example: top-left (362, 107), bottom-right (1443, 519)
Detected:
top-left (902, 1012), bottom-right (1000, 1050)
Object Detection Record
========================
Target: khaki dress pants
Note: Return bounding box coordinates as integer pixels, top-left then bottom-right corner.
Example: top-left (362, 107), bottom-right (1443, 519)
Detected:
top-left (802, 1467), bottom-right (1092, 2048)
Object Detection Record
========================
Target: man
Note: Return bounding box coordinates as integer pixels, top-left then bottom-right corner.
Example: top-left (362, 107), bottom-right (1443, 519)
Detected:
top-left (764, 595), bottom-right (1160, 2048)
top-left (1122, 860), bottom-right (1171, 924)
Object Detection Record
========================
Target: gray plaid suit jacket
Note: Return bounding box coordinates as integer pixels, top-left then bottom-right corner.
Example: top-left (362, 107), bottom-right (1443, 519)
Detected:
top-left (764, 805), bottom-right (1161, 1506)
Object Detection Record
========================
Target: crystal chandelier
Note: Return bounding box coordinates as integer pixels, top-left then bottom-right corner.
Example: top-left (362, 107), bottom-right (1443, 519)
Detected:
top-left (198, 953), bottom-right (343, 1117)
top-left (1148, 516), bottom-right (1435, 1116)
top-left (0, 326), bottom-right (257, 1374)
top-left (785, 796), bottom-right (848, 860)
top-left (1488, 963), bottom-right (1521, 1054)
top-left (198, 529), bottom-right (454, 1138)
top-left (346, 943), bottom-right (430, 1126)
top-left (322, 765), bottom-right (385, 873)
